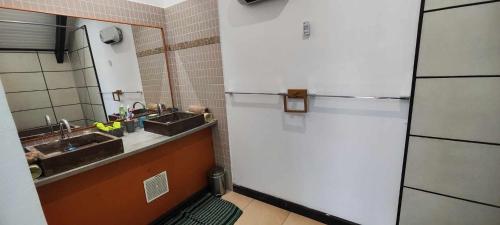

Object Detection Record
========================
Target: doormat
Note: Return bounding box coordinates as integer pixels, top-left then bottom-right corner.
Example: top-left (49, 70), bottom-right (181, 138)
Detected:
top-left (163, 194), bottom-right (242, 225)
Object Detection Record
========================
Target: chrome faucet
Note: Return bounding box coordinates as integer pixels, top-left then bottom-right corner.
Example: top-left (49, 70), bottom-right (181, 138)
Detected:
top-left (59, 119), bottom-right (72, 140)
top-left (157, 103), bottom-right (163, 116)
top-left (133, 101), bottom-right (146, 110)
top-left (45, 115), bottom-right (54, 133)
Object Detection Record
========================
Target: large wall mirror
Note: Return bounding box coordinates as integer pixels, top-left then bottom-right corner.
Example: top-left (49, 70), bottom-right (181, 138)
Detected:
top-left (0, 8), bottom-right (173, 140)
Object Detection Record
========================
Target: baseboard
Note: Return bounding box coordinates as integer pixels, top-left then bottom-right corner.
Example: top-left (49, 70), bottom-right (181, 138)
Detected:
top-left (150, 187), bottom-right (209, 225)
top-left (233, 185), bottom-right (359, 225)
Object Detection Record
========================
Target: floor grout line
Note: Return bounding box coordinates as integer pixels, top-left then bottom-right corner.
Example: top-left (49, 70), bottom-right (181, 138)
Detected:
top-left (281, 211), bottom-right (292, 225)
top-left (242, 198), bottom-right (253, 210)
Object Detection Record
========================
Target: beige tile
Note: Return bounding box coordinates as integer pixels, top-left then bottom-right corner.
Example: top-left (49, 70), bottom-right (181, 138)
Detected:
top-left (73, 70), bottom-right (86, 87)
top-left (6, 91), bottom-right (51, 111)
top-left (0, 72), bottom-right (45, 92)
top-left (0, 53), bottom-right (40, 73)
top-left (83, 68), bottom-right (98, 86)
top-left (81, 104), bottom-right (94, 121)
top-left (38, 53), bottom-right (72, 71)
top-left (45, 71), bottom-right (77, 89)
top-left (235, 200), bottom-right (289, 225)
top-left (49, 88), bottom-right (80, 106)
top-left (88, 87), bottom-right (103, 104)
top-left (283, 213), bottom-right (325, 225)
top-left (77, 88), bottom-right (91, 104)
top-left (54, 105), bottom-right (84, 122)
top-left (69, 51), bottom-right (83, 70)
top-left (79, 48), bottom-right (94, 68)
top-left (92, 105), bottom-right (107, 122)
top-left (222, 192), bottom-right (253, 210)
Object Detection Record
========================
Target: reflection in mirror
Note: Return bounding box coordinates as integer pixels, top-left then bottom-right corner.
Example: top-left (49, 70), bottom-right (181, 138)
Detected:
top-left (0, 8), bottom-right (173, 141)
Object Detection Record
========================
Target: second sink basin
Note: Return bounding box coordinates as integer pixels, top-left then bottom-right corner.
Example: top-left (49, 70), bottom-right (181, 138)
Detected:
top-left (25, 132), bottom-right (124, 176)
top-left (143, 112), bottom-right (205, 136)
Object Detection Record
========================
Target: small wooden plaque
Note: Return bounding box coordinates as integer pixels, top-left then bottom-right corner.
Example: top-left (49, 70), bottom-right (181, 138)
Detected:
top-left (284, 89), bottom-right (308, 113)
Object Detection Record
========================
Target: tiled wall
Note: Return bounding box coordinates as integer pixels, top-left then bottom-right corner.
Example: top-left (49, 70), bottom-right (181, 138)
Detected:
top-left (0, 51), bottom-right (87, 131)
top-left (164, 0), bottom-right (231, 188)
top-left (400, 1), bottom-right (500, 224)
top-left (132, 26), bottom-right (172, 106)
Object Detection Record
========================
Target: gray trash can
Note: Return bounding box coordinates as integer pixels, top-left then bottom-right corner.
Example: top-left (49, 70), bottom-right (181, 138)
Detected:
top-left (208, 167), bottom-right (226, 196)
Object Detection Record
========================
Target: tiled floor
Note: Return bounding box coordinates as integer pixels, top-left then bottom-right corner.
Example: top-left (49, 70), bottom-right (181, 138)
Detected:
top-left (222, 192), bottom-right (325, 225)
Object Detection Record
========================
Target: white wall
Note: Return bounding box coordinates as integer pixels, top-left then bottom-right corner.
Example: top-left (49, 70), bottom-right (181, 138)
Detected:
top-left (75, 19), bottom-right (145, 116)
top-left (218, 0), bottom-right (420, 224)
top-left (0, 80), bottom-right (47, 225)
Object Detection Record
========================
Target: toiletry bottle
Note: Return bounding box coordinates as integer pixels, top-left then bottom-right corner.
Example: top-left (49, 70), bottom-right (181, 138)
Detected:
top-left (119, 105), bottom-right (126, 119)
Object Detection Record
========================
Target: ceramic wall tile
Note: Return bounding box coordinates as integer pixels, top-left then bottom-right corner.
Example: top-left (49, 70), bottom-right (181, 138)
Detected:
top-left (45, 71), bottom-right (77, 89)
top-left (6, 91), bottom-right (51, 111)
top-left (0, 72), bottom-right (45, 92)
top-left (49, 88), bottom-right (81, 106)
top-left (0, 52), bottom-right (40, 73)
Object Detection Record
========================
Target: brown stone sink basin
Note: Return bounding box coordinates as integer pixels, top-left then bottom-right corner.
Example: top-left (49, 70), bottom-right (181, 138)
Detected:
top-left (143, 112), bottom-right (205, 136)
top-left (25, 132), bottom-right (124, 176)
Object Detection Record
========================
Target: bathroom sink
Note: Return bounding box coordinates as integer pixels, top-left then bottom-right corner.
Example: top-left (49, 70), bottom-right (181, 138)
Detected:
top-left (25, 132), bottom-right (124, 176)
top-left (144, 112), bottom-right (205, 136)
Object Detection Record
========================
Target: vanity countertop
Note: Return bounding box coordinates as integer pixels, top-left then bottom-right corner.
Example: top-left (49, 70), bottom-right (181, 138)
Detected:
top-left (34, 121), bottom-right (217, 187)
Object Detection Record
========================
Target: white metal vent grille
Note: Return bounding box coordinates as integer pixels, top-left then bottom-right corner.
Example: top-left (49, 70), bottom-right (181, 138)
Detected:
top-left (144, 171), bottom-right (169, 203)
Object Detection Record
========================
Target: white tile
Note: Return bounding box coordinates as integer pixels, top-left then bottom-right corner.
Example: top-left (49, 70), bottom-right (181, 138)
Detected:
top-left (38, 52), bottom-right (72, 71)
top-left (49, 88), bottom-right (80, 106)
top-left (400, 188), bottom-right (500, 225)
top-left (76, 88), bottom-right (90, 104)
top-left (411, 78), bottom-right (500, 143)
top-left (6, 91), bottom-right (51, 111)
top-left (45, 71), bottom-right (77, 89)
top-left (83, 68), bottom-right (98, 86)
top-left (405, 137), bottom-right (500, 205)
top-left (88, 87), bottom-right (103, 104)
top-left (54, 105), bottom-right (84, 122)
top-left (12, 108), bottom-right (55, 131)
top-left (81, 104), bottom-right (94, 120)
top-left (73, 70), bottom-right (86, 87)
top-left (92, 104), bottom-right (107, 122)
top-left (418, 3), bottom-right (500, 76)
top-left (0, 72), bottom-right (45, 92)
top-left (425, 0), bottom-right (489, 10)
top-left (0, 52), bottom-right (40, 73)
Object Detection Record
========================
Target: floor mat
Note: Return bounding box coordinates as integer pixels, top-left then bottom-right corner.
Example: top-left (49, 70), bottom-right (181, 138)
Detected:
top-left (163, 194), bottom-right (242, 225)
